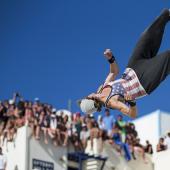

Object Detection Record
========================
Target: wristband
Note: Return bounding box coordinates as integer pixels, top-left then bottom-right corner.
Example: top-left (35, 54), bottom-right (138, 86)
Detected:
top-left (108, 56), bottom-right (115, 64)
top-left (128, 100), bottom-right (136, 107)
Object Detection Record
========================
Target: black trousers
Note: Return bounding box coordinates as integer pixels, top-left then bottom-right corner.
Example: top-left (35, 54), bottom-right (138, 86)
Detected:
top-left (127, 9), bottom-right (170, 94)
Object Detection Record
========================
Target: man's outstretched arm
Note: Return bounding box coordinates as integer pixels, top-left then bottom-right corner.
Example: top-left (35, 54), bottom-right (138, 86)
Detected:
top-left (104, 49), bottom-right (119, 84)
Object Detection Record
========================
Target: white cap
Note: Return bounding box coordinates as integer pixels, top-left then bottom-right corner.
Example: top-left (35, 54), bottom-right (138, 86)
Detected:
top-left (80, 99), bottom-right (97, 114)
top-left (9, 99), bottom-right (14, 105)
top-left (52, 108), bottom-right (57, 113)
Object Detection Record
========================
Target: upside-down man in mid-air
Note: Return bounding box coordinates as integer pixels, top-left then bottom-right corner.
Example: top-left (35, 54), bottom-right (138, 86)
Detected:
top-left (79, 9), bottom-right (170, 118)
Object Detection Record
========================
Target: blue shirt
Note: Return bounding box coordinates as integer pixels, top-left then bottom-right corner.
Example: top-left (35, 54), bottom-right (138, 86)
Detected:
top-left (103, 115), bottom-right (115, 131)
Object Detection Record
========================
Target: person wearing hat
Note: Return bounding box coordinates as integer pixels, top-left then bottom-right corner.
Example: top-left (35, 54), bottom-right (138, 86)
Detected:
top-left (79, 9), bottom-right (170, 118)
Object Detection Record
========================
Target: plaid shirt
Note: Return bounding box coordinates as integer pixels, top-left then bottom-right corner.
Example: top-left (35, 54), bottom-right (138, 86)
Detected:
top-left (107, 68), bottom-right (147, 100)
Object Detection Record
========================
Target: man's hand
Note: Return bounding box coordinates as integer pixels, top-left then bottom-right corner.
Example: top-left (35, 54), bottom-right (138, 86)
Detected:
top-left (103, 48), bottom-right (119, 83)
top-left (104, 49), bottom-right (113, 59)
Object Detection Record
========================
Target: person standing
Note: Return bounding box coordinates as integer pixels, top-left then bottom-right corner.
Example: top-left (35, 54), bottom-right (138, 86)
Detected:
top-left (103, 109), bottom-right (115, 137)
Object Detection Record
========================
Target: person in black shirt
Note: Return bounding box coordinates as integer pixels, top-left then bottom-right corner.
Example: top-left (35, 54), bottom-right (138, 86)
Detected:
top-left (144, 140), bottom-right (153, 154)
top-left (157, 137), bottom-right (167, 152)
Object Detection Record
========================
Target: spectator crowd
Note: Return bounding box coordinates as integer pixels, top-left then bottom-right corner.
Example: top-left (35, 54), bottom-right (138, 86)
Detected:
top-left (0, 92), bottom-right (170, 164)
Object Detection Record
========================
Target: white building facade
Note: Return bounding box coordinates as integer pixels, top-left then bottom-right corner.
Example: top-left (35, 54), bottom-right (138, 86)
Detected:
top-left (2, 126), bottom-right (67, 170)
top-left (133, 110), bottom-right (170, 151)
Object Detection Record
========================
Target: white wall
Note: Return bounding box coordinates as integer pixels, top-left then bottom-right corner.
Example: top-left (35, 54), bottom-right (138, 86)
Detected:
top-left (133, 110), bottom-right (160, 150)
top-left (27, 127), bottom-right (67, 170)
top-left (3, 126), bottom-right (27, 170)
top-left (160, 111), bottom-right (170, 136)
top-left (153, 149), bottom-right (170, 170)
top-left (2, 125), bottom-right (67, 170)
top-left (133, 110), bottom-right (170, 152)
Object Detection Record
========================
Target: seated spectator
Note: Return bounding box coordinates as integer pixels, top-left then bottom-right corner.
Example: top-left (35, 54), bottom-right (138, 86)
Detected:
top-left (56, 111), bottom-right (64, 130)
top-left (103, 109), bottom-right (115, 137)
top-left (59, 115), bottom-right (69, 146)
top-left (25, 107), bottom-right (35, 137)
top-left (15, 93), bottom-right (25, 118)
top-left (35, 109), bottom-right (49, 144)
top-left (74, 112), bottom-right (82, 138)
top-left (144, 140), bottom-right (153, 154)
top-left (97, 115), bottom-right (106, 148)
top-left (0, 103), bottom-right (7, 146)
top-left (6, 102), bottom-right (15, 118)
top-left (80, 124), bottom-right (89, 150)
top-left (112, 125), bottom-right (131, 161)
top-left (89, 121), bottom-right (103, 155)
top-left (48, 111), bottom-right (57, 143)
top-left (32, 105), bottom-right (40, 138)
top-left (15, 114), bottom-right (25, 128)
top-left (165, 132), bottom-right (170, 149)
top-left (25, 106), bottom-right (33, 124)
top-left (157, 137), bottom-right (167, 152)
top-left (133, 138), bottom-right (148, 163)
top-left (70, 127), bottom-right (83, 151)
top-left (97, 115), bottom-right (105, 130)
top-left (125, 136), bottom-right (136, 160)
top-left (80, 115), bottom-right (86, 125)
top-left (126, 123), bottom-right (138, 139)
top-left (48, 111), bottom-right (61, 146)
top-left (3, 119), bottom-right (16, 143)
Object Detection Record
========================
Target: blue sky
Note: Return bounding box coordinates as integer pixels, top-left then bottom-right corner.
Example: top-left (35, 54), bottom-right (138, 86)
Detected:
top-left (0, 0), bottom-right (170, 119)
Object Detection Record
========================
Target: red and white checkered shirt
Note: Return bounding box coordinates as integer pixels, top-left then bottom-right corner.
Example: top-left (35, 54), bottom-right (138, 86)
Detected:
top-left (107, 68), bottom-right (147, 100)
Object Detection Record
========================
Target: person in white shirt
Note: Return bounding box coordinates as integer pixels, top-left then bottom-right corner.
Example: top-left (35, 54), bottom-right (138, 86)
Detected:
top-left (97, 115), bottom-right (105, 130)
top-left (165, 132), bottom-right (170, 149)
top-left (48, 114), bottom-right (60, 146)
top-left (80, 124), bottom-right (89, 149)
top-left (0, 147), bottom-right (7, 170)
